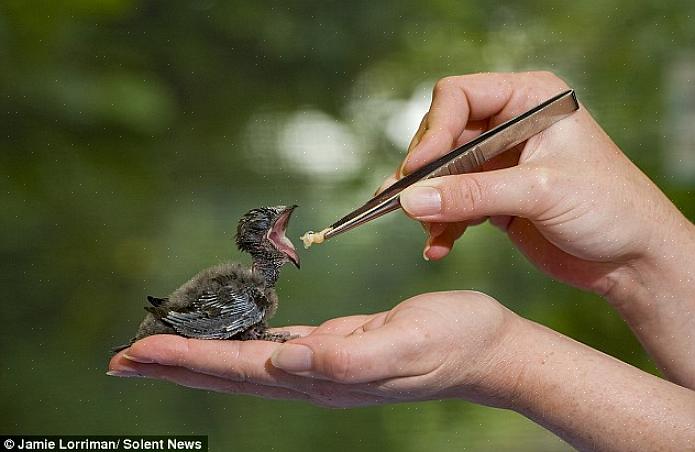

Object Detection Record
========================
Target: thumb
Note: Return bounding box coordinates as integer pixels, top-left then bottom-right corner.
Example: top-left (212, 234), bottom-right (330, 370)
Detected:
top-left (270, 326), bottom-right (420, 383)
top-left (400, 166), bottom-right (551, 222)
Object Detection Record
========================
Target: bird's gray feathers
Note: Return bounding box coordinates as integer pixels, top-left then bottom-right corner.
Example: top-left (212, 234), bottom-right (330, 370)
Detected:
top-left (147, 296), bottom-right (167, 307)
top-left (114, 205), bottom-right (299, 351)
top-left (166, 262), bottom-right (266, 309)
top-left (141, 262), bottom-right (276, 340)
top-left (235, 207), bottom-right (278, 254)
top-left (234, 206), bottom-right (294, 287)
top-left (158, 287), bottom-right (265, 339)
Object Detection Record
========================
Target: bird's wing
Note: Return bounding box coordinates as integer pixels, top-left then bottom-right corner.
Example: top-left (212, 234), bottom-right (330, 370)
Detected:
top-left (160, 286), bottom-right (264, 339)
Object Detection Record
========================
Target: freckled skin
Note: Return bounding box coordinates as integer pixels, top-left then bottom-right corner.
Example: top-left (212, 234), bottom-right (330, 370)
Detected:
top-left (113, 206), bottom-right (299, 352)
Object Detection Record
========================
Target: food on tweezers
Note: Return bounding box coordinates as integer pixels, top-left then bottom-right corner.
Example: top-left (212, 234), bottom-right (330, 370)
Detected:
top-left (300, 228), bottom-right (331, 249)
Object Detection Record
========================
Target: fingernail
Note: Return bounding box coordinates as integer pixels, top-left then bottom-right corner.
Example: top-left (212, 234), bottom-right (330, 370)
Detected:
top-left (423, 230), bottom-right (432, 261)
top-left (106, 370), bottom-right (142, 378)
top-left (400, 186), bottom-right (441, 217)
top-left (123, 353), bottom-right (153, 364)
top-left (107, 358), bottom-right (142, 377)
top-left (399, 158), bottom-right (410, 178)
top-left (401, 135), bottom-right (424, 177)
top-left (271, 344), bottom-right (313, 372)
top-left (399, 149), bottom-right (413, 178)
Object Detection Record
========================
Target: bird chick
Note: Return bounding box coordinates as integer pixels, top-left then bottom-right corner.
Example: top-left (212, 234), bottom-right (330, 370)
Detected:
top-left (113, 205), bottom-right (300, 352)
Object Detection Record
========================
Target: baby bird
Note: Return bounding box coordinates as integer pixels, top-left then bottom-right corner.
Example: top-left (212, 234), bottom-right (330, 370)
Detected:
top-left (113, 205), bottom-right (300, 352)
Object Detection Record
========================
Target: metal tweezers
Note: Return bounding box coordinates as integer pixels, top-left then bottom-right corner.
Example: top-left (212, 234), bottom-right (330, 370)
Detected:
top-left (320, 89), bottom-right (580, 242)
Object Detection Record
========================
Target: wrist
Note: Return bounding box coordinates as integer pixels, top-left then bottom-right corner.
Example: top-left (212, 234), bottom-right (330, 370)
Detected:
top-left (485, 316), bottom-right (695, 450)
top-left (602, 216), bottom-right (695, 386)
top-left (606, 217), bottom-right (695, 315)
top-left (484, 317), bottom-right (555, 412)
top-left (450, 313), bottom-right (537, 409)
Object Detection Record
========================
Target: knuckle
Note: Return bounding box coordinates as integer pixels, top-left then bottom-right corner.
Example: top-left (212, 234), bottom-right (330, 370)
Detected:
top-left (463, 290), bottom-right (502, 310)
top-left (540, 71), bottom-right (569, 90)
top-left (444, 176), bottom-right (486, 217)
top-left (530, 71), bottom-right (569, 92)
top-left (176, 338), bottom-right (194, 367)
top-left (433, 76), bottom-right (458, 95)
top-left (518, 82), bottom-right (544, 104)
top-left (325, 346), bottom-right (354, 382)
top-left (447, 290), bottom-right (509, 329)
top-left (531, 70), bottom-right (558, 81)
top-left (227, 343), bottom-right (250, 383)
top-left (527, 167), bottom-right (555, 214)
top-left (126, 340), bottom-right (147, 357)
top-left (518, 71), bottom-right (569, 100)
top-left (530, 167), bottom-right (554, 197)
top-left (318, 318), bottom-right (343, 332)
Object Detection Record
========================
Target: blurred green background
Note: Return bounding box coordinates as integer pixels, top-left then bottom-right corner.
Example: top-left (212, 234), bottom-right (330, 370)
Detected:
top-left (2, 0), bottom-right (694, 450)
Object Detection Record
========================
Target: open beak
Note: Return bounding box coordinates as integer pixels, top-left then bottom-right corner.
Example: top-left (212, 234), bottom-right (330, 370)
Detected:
top-left (267, 205), bottom-right (300, 268)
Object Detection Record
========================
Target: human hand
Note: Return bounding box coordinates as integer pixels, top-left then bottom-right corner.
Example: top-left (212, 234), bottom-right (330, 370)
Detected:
top-left (108, 291), bottom-right (522, 408)
top-left (385, 71), bottom-right (695, 298)
top-left (107, 290), bottom-right (695, 451)
top-left (384, 71), bottom-right (695, 387)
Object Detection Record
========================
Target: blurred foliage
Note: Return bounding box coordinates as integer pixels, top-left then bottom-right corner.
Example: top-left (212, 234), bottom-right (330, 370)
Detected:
top-left (1, 1), bottom-right (694, 450)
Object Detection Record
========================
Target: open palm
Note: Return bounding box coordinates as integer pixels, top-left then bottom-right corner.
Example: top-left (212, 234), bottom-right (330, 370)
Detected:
top-left (109, 291), bottom-right (518, 408)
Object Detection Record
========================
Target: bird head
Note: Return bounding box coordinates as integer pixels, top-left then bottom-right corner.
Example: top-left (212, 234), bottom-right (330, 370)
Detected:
top-left (235, 205), bottom-right (300, 268)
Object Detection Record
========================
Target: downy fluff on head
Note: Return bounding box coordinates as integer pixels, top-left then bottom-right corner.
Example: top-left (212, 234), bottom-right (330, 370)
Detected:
top-left (235, 205), bottom-right (299, 287)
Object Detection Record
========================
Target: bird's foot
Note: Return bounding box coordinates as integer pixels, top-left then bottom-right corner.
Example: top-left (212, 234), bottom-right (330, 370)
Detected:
top-left (261, 330), bottom-right (300, 342)
top-left (240, 328), bottom-right (299, 342)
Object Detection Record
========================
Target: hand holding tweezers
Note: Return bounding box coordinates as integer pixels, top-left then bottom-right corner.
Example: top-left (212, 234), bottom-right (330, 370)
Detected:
top-left (317, 89), bottom-right (580, 242)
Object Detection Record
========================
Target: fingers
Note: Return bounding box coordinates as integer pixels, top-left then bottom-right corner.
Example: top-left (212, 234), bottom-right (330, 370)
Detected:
top-left (401, 72), bottom-right (569, 176)
top-left (313, 315), bottom-right (379, 335)
top-left (121, 335), bottom-right (281, 384)
top-left (398, 111), bottom-right (430, 177)
top-left (424, 222), bottom-right (469, 261)
top-left (110, 315), bottom-right (379, 386)
top-left (107, 333), bottom-right (399, 408)
top-left (375, 173), bottom-right (399, 196)
top-left (267, 325), bottom-right (316, 337)
top-left (453, 119), bottom-right (489, 148)
top-left (378, 118), bottom-right (487, 196)
top-left (401, 73), bottom-right (511, 175)
top-left (108, 357), bottom-right (309, 401)
top-left (109, 357), bottom-right (397, 408)
top-left (400, 166), bottom-right (552, 223)
top-left (270, 322), bottom-right (430, 384)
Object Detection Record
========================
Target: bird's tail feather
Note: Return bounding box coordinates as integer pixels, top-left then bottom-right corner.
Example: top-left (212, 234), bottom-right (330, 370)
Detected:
top-left (111, 339), bottom-right (134, 354)
top-left (144, 305), bottom-right (169, 319)
top-left (147, 295), bottom-right (168, 307)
